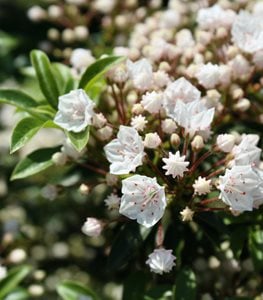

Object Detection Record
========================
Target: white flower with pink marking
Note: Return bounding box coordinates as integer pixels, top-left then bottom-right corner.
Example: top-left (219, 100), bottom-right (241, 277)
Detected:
top-left (119, 175), bottom-right (166, 227)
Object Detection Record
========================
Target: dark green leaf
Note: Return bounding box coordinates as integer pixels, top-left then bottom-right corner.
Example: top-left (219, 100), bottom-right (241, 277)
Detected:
top-left (173, 268), bottom-right (196, 300)
top-left (107, 223), bottom-right (151, 272)
top-left (79, 56), bottom-right (124, 91)
top-left (11, 146), bottom-right (61, 180)
top-left (0, 265), bottom-right (31, 299)
top-left (56, 280), bottom-right (98, 300)
top-left (10, 117), bottom-right (45, 153)
top-left (144, 285), bottom-right (173, 300)
top-left (52, 63), bottom-right (75, 94)
top-left (122, 271), bottom-right (150, 300)
top-left (66, 127), bottom-right (90, 152)
top-left (4, 288), bottom-right (30, 300)
top-left (249, 229), bottom-right (263, 271)
top-left (30, 50), bottom-right (59, 109)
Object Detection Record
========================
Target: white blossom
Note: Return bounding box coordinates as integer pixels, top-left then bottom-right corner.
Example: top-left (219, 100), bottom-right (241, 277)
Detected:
top-left (141, 91), bottom-right (163, 114)
top-left (54, 89), bottom-right (95, 133)
top-left (197, 5), bottom-right (236, 31)
top-left (160, 9), bottom-right (181, 29)
top-left (131, 115), bottom-right (148, 131)
top-left (216, 134), bottom-right (236, 153)
top-left (176, 29), bottom-right (195, 50)
top-left (219, 165), bottom-right (263, 212)
top-left (231, 11), bottom-right (263, 54)
top-left (70, 49), bottom-right (95, 71)
top-left (81, 218), bottom-right (104, 237)
top-left (153, 71), bottom-right (170, 89)
top-left (162, 151), bottom-right (189, 178)
top-left (127, 58), bottom-right (154, 91)
top-left (104, 126), bottom-right (145, 175)
top-left (146, 248), bottom-right (176, 274)
top-left (120, 175), bottom-right (166, 227)
top-left (104, 193), bottom-right (120, 210)
top-left (169, 100), bottom-right (214, 138)
top-left (232, 134), bottom-right (261, 166)
top-left (164, 77), bottom-right (201, 116)
top-left (196, 63), bottom-right (221, 89)
top-left (228, 55), bottom-right (253, 80)
top-left (193, 177), bottom-right (211, 195)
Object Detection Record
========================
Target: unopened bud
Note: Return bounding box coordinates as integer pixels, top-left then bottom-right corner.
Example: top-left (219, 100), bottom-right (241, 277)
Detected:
top-left (8, 248), bottom-right (27, 263)
top-left (62, 29), bottom-right (75, 44)
top-left (216, 134), bottom-right (236, 153)
top-left (97, 126), bottom-right (113, 141)
top-left (92, 113), bottom-right (107, 128)
top-left (233, 98), bottom-right (250, 112)
top-left (216, 27), bottom-right (228, 39)
top-left (132, 103), bottom-right (144, 115)
top-left (48, 5), bottom-right (63, 19)
top-left (231, 88), bottom-right (244, 99)
top-left (170, 133), bottom-right (180, 147)
top-left (28, 285), bottom-right (44, 297)
top-left (81, 218), bottom-right (104, 237)
top-left (74, 26), bottom-right (89, 41)
top-left (144, 133), bottom-right (161, 149)
top-left (162, 119), bottom-right (177, 134)
top-left (191, 135), bottom-right (204, 151)
top-left (79, 183), bottom-right (90, 195)
top-left (52, 152), bottom-right (67, 166)
top-left (47, 28), bottom-right (60, 41)
top-left (180, 206), bottom-right (194, 222)
top-left (27, 6), bottom-right (46, 22)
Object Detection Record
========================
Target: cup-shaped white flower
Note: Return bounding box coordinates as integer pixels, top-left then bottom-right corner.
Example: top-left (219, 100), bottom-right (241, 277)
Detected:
top-left (231, 11), bottom-right (263, 54)
top-left (162, 151), bottom-right (189, 178)
top-left (146, 248), bottom-right (176, 274)
top-left (168, 100), bottom-right (215, 138)
top-left (218, 165), bottom-right (262, 212)
top-left (119, 175), bottom-right (166, 227)
top-left (54, 89), bottom-right (95, 133)
top-left (104, 126), bottom-right (145, 175)
top-left (164, 77), bottom-right (201, 116)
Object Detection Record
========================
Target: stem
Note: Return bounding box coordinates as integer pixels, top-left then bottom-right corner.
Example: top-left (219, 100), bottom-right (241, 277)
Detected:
top-left (80, 163), bottom-right (107, 176)
top-left (200, 157), bottom-right (228, 177)
top-left (198, 197), bottom-right (219, 206)
top-left (118, 83), bottom-right (126, 124)
top-left (189, 151), bottom-right (212, 173)
top-left (182, 134), bottom-right (189, 156)
top-left (206, 168), bottom-right (225, 180)
top-left (156, 223), bottom-right (164, 248)
top-left (111, 84), bottom-right (124, 124)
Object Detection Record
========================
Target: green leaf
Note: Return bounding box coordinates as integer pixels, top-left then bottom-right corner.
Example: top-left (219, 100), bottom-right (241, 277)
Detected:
top-left (173, 268), bottom-right (196, 300)
top-left (144, 285), bottom-right (173, 300)
top-left (56, 280), bottom-right (98, 300)
top-left (10, 117), bottom-right (45, 153)
top-left (66, 127), bottom-right (90, 152)
top-left (30, 50), bottom-right (59, 109)
top-left (52, 63), bottom-right (75, 94)
top-left (0, 265), bottom-right (31, 299)
top-left (107, 223), bottom-right (151, 272)
top-left (0, 89), bottom-right (38, 111)
top-left (122, 271), bottom-right (150, 300)
top-left (4, 288), bottom-right (30, 300)
top-left (79, 56), bottom-right (124, 91)
top-left (249, 228), bottom-right (263, 271)
top-left (11, 146), bottom-right (61, 180)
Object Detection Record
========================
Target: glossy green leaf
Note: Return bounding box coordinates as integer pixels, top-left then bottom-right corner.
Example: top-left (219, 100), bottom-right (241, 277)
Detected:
top-left (79, 56), bottom-right (124, 91)
top-left (107, 223), bottom-right (151, 272)
top-left (123, 271), bottom-right (150, 300)
top-left (4, 288), bottom-right (30, 300)
top-left (66, 127), bottom-right (90, 152)
top-left (30, 50), bottom-right (59, 109)
top-left (10, 117), bottom-right (45, 154)
top-left (52, 63), bottom-right (75, 94)
top-left (11, 146), bottom-right (61, 180)
top-left (56, 280), bottom-right (98, 300)
top-left (173, 268), bottom-right (196, 300)
top-left (249, 229), bottom-right (263, 271)
top-left (0, 265), bottom-right (31, 299)
top-left (0, 89), bottom-right (38, 111)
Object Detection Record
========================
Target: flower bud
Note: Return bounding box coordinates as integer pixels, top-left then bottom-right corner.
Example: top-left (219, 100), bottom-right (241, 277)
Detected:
top-left (180, 206), bottom-right (194, 222)
top-left (27, 6), bottom-right (46, 22)
top-left (170, 133), bottom-right (180, 147)
top-left (52, 152), bottom-right (67, 166)
top-left (97, 126), bottom-right (113, 141)
top-left (216, 134), bottom-right (236, 152)
top-left (216, 27), bottom-right (228, 39)
top-left (79, 183), bottom-right (90, 195)
top-left (48, 5), bottom-right (63, 19)
top-left (144, 133), bottom-right (161, 149)
top-left (233, 98), bottom-right (251, 112)
top-left (92, 113), bottom-right (107, 128)
top-left (62, 29), bottom-right (75, 44)
top-left (162, 119), bottom-right (177, 134)
top-left (106, 173), bottom-right (118, 186)
top-left (81, 218), bottom-right (104, 237)
top-left (8, 248), bottom-right (27, 263)
top-left (193, 176), bottom-right (211, 195)
top-left (47, 28), bottom-right (60, 41)
top-left (74, 26), bottom-right (89, 41)
top-left (28, 285), bottom-right (44, 297)
top-left (132, 103), bottom-right (144, 115)
top-left (0, 265), bottom-right (7, 280)
top-left (191, 135), bottom-right (204, 151)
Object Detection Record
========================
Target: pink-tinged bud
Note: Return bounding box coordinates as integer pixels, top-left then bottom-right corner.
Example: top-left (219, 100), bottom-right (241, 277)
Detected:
top-left (216, 134), bottom-right (236, 153)
top-left (191, 135), bottom-right (204, 151)
top-left (97, 126), bottom-right (113, 141)
top-left (170, 133), bottom-right (180, 147)
top-left (132, 103), bottom-right (144, 115)
top-left (81, 218), bottom-right (104, 237)
top-left (144, 133), bottom-right (162, 149)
